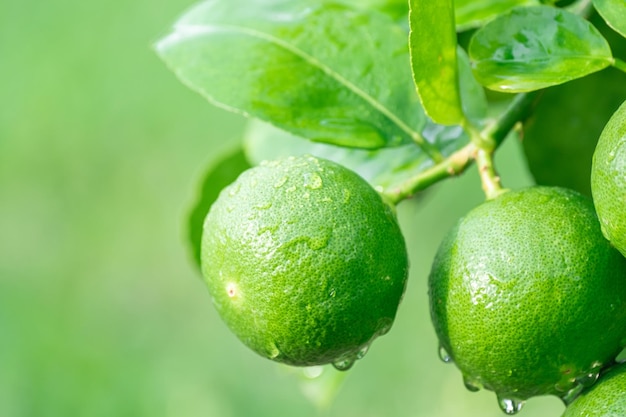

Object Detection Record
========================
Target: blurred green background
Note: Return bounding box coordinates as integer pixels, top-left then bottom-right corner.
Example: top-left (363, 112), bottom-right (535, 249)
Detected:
top-left (0, 1), bottom-right (566, 416)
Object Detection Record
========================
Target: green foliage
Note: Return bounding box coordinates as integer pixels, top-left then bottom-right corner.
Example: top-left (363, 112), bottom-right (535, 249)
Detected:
top-left (454, 0), bottom-right (540, 31)
top-left (593, 0), bottom-right (626, 38)
top-left (469, 6), bottom-right (613, 92)
top-left (409, 0), bottom-right (464, 125)
top-left (155, 0), bottom-right (429, 150)
top-left (153, 0), bottom-right (626, 415)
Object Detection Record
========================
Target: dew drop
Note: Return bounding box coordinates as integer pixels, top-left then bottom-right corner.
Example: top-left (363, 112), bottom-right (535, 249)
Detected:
top-left (376, 318), bottom-right (393, 336)
top-left (463, 375), bottom-right (481, 392)
top-left (302, 366), bottom-right (324, 379)
top-left (254, 202), bottom-right (273, 210)
top-left (268, 342), bottom-right (281, 359)
top-left (576, 370), bottom-right (600, 388)
top-left (438, 344), bottom-right (453, 364)
top-left (332, 356), bottom-right (356, 371)
top-left (274, 176), bottom-right (288, 188)
top-left (608, 150), bottom-right (616, 162)
top-left (228, 183), bottom-right (241, 197)
top-left (357, 345), bottom-right (370, 360)
top-left (559, 384), bottom-right (584, 406)
top-left (329, 289), bottom-right (336, 298)
top-left (303, 172), bottom-right (323, 190)
top-left (497, 396), bottom-right (524, 415)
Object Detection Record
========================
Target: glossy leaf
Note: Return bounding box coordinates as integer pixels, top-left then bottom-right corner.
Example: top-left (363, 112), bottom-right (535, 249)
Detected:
top-left (244, 119), bottom-right (468, 193)
top-left (156, 0), bottom-right (428, 150)
top-left (409, 0), bottom-right (464, 126)
top-left (457, 47), bottom-right (488, 124)
top-left (593, 0), bottom-right (626, 38)
top-left (469, 6), bottom-right (613, 92)
top-left (455, 0), bottom-right (539, 31)
top-left (187, 149), bottom-right (251, 269)
top-left (523, 16), bottom-right (626, 196)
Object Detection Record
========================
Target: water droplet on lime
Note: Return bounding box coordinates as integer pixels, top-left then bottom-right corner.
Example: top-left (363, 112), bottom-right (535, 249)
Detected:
top-left (463, 375), bottom-right (481, 392)
top-left (438, 344), bottom-right (453, 364)
top-left (357, 345), bottom-right (370, 360)
top-left (303, 173), bottom-right (323, 190)
top-left (497, 396), bottom-right (524, 415)
top-left (274, 176), bottom-right (288, 188)
top-left (332, 355), bottom-right (356, 371)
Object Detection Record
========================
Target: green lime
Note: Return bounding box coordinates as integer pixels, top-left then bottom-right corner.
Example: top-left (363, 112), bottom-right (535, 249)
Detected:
top-left (429, 186), bottom-right (626, 411)
top-left (591, 100), bottom-right (626, 257)
top-left (562, 362), bottom-right (626, 417)
top-left (201, 155), bottom-right (408, 369)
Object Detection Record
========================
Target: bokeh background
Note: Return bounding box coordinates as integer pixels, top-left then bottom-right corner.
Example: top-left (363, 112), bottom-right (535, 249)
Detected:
top-left (0, 1), bottom-right (566, 416)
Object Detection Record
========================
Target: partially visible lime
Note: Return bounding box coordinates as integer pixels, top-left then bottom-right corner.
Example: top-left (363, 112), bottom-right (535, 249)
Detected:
top-left (201, 155), bottom-right (409, 368)
top-left (591, 100), bottom-right (626, 257)
top-left (562, 362), bottom-right (626, 417)
top-left (429, 186), bottom-right (626, 411)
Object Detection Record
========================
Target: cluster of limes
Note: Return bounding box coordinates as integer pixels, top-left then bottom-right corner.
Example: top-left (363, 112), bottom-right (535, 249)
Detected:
top-left (199, 103), bottom-right (626, 415)
top-left (429, 100), bottom-right (626, 416)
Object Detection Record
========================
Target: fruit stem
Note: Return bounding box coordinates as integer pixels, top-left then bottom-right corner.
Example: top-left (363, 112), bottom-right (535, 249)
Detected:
top-left (613, 58), bottom-right (626, 75)
top-left (384, 92), bottom-right (540, 204)
top-left (474, 147), bottom-right (506, 200)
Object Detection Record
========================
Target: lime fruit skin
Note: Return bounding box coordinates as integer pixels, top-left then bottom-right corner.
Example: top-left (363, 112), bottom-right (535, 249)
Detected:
top-left (591, 100), bottom-right (626, 257)
top-left (563, 363), bottom-right (626, 417)
top-left (201, 155), bottom-right (408, 367)
top-left (429, 186), bottom-right (626, 401)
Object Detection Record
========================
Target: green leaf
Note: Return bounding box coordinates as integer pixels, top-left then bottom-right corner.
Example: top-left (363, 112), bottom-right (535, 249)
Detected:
top-left (244, 119), bottom-right (468, 193)
top-left (155, 0), bottom-right (429, 151)
top-left (469, 6), bottom-right (613, 92)
top-left (457, 47), bottom-right (488, 124)
top-left (187, 149), bottom-right (251, 269)
top-left (523, 15), bottom-right (626, 196)
top-left (330, 0), bottom-right (408, 21)
top-left (409, 0), bottom-right (465, 126)
top-left (593, 0), bottom-right (626, 38)
top-left (455, 0), bottom-right (539, 31)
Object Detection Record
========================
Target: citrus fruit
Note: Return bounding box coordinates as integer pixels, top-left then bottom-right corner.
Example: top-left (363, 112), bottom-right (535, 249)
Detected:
top-left (591, 100), bottom-right (626, 257)
top-left (428, 186), bottom-right (626, 410)
top-left (562, 362), bottom-right (626, 417)
top-left (201, 155), bottom-right (409, 368)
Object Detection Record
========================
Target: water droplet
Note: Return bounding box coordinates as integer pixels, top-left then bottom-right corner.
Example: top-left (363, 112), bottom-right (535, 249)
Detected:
top-left (332, 356), bottom-right (356, 371)
top-left (342, 189), bottom-right (351, 204)
top-left (228, 183), bottom-right (241, 197)
top-left (268, 342), bottom-right (280, 359)
top-left (303, 173), bottom-right (323, 190)
top-left (254, 202), bottom-right (272, 210)
top-left (497, 396), bottom-right (524, 415)
top-left (560, 384), bottom-right (584, 406)
top-left (376, 318), bottom-right (393, 336)
top-left (608, 150), bottom-right (616, 162)
top-left (463, 375), bottom-right (481, 392)
top-left (329, 289), bottom-right (336, 298)
top-left (438, 344), bottom-right (453, 364)
top-left (357, 345), bottom-right (370, 360)
top-left (302, 366), bottom-right (324, 379)
top-left (274, 176), bottom-right (288, 188)
top-left (576, 370), bottom-right (600, 388)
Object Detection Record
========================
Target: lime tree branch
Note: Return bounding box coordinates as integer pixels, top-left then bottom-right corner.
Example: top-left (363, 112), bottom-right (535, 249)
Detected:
top-left (384, 92), bottom-right (541, 204)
